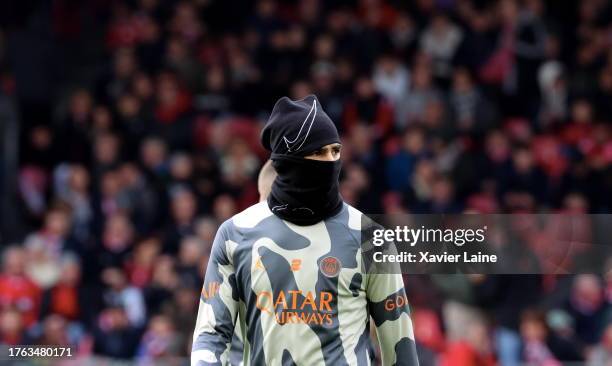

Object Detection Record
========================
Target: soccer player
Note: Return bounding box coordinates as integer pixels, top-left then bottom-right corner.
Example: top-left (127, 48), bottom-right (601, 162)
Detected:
top-left (192, 95), bottom-right (419, 365)
top-left (257, 159), bottom-right (276, 203)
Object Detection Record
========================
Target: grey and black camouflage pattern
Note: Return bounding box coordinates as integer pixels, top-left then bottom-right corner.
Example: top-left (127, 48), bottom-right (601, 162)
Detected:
top-left (192, 202), bottom-right (419, 366)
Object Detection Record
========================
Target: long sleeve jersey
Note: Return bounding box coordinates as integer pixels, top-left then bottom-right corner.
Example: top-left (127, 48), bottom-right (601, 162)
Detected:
top-left (192, 201), bottom-right (419, 366)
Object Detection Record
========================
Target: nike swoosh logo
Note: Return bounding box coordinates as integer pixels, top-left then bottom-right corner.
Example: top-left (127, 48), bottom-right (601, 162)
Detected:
top-left (283, 99), bottom-right (317, 153)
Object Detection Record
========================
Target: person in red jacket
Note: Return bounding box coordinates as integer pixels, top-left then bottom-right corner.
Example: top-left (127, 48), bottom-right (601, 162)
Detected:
top-left (0, 247), bottom-right (42, 328)
top-left (439, 321), bottom-right (497, 366)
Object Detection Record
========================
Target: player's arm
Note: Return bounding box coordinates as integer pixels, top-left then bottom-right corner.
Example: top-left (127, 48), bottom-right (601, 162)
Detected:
top-left (366, 272), bottom-right (419, 366)
top-left (192, 221), bottom-right (240, 366)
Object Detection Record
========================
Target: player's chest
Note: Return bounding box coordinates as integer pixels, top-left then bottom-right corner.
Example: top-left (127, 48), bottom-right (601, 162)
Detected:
top-left (234, 239), bottom-right (365, 300)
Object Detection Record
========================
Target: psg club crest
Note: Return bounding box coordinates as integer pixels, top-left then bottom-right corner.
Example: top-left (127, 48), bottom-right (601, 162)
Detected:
top-left (319, 256), bottom-right (341, 277)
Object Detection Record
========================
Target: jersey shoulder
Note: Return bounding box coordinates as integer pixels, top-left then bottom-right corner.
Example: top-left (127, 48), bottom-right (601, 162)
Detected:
top-left (329, 203), bottom-right (365, 230)
top-left (218, 201), bottom-right (274, 241)
top-left (320, 202), bottom-right (366, 248)
top-left (230, 201), bottom-right (273, 229)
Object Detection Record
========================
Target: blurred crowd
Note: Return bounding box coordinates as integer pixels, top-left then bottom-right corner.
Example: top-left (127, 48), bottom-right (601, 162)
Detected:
top-left (1, 0), bottom-right (612, 364)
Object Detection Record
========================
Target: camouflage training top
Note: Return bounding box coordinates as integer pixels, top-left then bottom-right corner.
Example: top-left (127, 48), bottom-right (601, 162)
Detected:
top-left (191, 202), bottom-right (419, 366)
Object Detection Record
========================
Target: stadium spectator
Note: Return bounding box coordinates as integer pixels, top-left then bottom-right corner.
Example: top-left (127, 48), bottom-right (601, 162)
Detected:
top-left (0, 309), bottom-right (27, 345)
top-left (0, 247), bottom-right (41, 327)
top-left (92, 306), bottom-right (141, 359)
top-left (519, 309), bottom-right (582, 364)
top-left (101, 267), bottom-right (146, 328)
top-left (136, 314), bottom-right (181, 361)
top-left (588, 324), bottom-right (612, 366)
top-left (39, 254), bottom-right (88, 324)
top-left (439, 320), bottom-right (496, 366)
top-left (565, 274), bottom-right (607, 345)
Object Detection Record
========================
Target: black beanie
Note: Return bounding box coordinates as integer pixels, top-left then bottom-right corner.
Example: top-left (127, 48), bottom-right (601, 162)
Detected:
top-left (261, 95), bottom-right (340, 156)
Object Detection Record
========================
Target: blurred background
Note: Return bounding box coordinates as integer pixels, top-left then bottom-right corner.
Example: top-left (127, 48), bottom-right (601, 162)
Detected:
top-left (0, 0), bottom-right (611, 364)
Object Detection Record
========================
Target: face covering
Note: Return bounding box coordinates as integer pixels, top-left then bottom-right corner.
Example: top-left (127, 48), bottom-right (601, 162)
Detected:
top-left (268, 153), bottom-right (343, 225)
top-left (261, 95), bottom-right (343, 225)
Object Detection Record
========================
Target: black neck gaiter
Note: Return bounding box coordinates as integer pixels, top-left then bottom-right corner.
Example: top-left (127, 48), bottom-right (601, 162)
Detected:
top-left (268, 154), bottom-right (343, 225)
